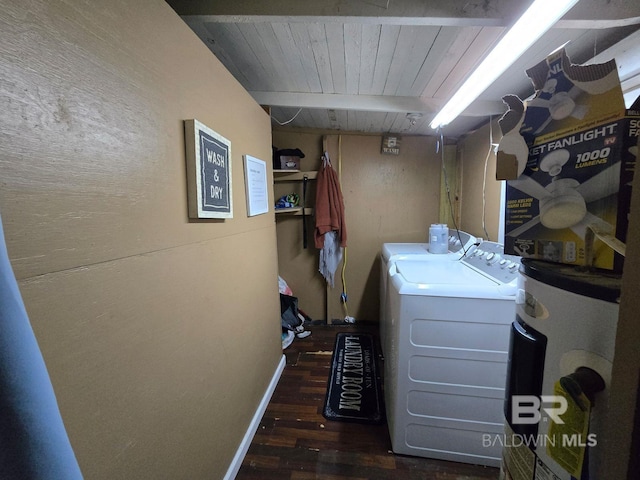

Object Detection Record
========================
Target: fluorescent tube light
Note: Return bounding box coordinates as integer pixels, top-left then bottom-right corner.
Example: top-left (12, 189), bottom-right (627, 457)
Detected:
top-left (430, 0), bottom-right (580, 130)
top-left (624, 85), bottom-right (640, 108)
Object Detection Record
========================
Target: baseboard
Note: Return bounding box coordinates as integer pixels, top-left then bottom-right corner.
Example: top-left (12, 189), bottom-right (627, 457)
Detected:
top-left (224, 354), bottom-right (286, 480)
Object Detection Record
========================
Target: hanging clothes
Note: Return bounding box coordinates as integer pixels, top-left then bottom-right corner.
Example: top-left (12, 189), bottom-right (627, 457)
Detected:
top-left (315, 153), bottom-right (347, 286)
top-left (318, 230), bottom-right (341, 287)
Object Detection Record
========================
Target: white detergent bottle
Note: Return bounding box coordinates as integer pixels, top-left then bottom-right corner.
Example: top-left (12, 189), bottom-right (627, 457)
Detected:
top-left (428, 224), bottom-right (448, 254)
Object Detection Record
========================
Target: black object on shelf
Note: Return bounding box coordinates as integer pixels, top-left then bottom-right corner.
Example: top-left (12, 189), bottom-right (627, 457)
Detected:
top-left (302, 174), bottom-right (309, 249)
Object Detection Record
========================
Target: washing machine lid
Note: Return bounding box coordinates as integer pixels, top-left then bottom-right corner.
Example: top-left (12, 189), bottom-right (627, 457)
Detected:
top-left (382, 243), bottom-right (465, 262)
top-left (520, 259), bottom-right (622, 303)
top-left (392, 260), bottom-right (515, 299)
top-left (382, 243), bottom-right (430, 262)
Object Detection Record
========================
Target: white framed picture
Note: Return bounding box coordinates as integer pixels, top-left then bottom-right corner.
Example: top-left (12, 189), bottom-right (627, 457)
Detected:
top-left (184, 119), bottom-right (233, 219)
top-left (243, 155), bottom-right (269, 217)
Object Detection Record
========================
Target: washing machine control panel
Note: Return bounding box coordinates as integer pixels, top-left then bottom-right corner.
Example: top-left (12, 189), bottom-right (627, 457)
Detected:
top-left (448, 229), bottom-right (475, 253)
top-left (462, 241), bottom-right (521, 285)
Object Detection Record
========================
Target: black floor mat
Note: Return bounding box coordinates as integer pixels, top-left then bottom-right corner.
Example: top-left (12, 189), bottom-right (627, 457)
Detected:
top-left (323, 332), bottom-right (384, 424)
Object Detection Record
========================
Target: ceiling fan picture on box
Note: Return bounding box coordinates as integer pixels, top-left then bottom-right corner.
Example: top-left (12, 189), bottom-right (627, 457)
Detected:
top-left (498, 48), bottom-right (638, 271)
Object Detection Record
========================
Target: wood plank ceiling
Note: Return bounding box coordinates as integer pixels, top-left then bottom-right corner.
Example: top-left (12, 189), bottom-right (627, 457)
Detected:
top-left (167, 0), bottom-right (640, 139)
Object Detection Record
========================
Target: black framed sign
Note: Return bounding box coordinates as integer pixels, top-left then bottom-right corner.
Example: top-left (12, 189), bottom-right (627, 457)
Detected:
top-left (381, 135), bottom-right (400, 155)
top-left (184, 119), bottom-right (233, 219)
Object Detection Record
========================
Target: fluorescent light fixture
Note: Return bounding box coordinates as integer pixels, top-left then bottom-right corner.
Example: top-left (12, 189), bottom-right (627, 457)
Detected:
top-left (624, 87), bottom-right (640, 107)
top-left (622, 79), bottom-right (640, 107)
top-left (430, 0), bottom-right (580, 130)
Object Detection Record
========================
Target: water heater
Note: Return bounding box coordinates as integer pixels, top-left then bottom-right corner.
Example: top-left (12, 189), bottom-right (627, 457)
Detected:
top-left (501, 259), bottom-right (621, 480)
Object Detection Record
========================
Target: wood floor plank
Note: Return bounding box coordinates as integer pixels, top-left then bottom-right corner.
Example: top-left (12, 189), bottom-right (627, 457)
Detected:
top-left (290, 472), bottom-right (367, 480)
top-left (315, 450), bottom-right (397, 469)
top-left (290, 472), bottom-right (368, 480)
top-left (251, 432), bottom-right (297, 448)
top-left (242, 453), bottom-right (280, 469)
top-left (267, 403), bottom-right (319, 416)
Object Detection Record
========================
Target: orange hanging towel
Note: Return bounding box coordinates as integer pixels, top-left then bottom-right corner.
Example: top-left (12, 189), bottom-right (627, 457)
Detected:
top-left (314, 153), bottom-right (347, 249)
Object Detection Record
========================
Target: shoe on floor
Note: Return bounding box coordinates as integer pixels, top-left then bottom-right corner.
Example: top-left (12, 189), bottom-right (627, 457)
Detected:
top-left (282, 330), bottom-right (295, 349)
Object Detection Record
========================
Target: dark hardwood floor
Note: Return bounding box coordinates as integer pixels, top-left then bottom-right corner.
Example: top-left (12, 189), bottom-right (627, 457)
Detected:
top-left (236, 324), bottom-right (501, 479)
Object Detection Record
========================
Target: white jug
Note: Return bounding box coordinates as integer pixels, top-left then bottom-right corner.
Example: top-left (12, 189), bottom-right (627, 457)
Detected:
top-left (428, 224), bottom-right (448, 254)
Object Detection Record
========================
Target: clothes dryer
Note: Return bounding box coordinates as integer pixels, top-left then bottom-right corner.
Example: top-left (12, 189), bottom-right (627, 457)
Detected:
top-left (385, 241), bottom-right (521, 467)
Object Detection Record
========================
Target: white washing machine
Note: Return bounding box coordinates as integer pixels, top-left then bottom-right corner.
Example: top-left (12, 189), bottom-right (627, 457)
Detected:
top-left (502, 259), bottom-right (622, 480)
top-left (385, 240), bottom-right (521, 467)
top-left (379, 229), bottom-right (478, 356)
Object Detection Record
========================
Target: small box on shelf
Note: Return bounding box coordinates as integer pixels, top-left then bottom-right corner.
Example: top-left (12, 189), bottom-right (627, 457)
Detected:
top-left (273, 147), bottom-right (305, 170)
top-left (276, 156), bottom-right (300, 170)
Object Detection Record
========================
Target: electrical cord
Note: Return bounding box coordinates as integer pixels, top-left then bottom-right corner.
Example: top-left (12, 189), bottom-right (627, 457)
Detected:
top-left (340, 246), bottom-right (351, 320)
top-left (335, 136), bottom-right (354, 323)
top-left (481, 117), bottom-right (493, 241)
top-left (271, 108), bottom-right (303, 126)
top-left (437, 129), bottom-right (472, 257)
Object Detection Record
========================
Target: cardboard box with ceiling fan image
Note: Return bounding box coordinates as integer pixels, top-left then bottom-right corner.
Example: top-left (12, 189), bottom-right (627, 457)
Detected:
top-left (497, 47), bottom-right (639, 271)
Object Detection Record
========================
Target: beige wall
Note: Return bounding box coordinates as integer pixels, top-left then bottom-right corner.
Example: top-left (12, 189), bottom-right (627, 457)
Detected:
top-left (0, 1), bottom-right (281, 478)
top-left (272, 130), bottom-right (441, 322)
top-left (458, 119), bottom-right (504, 241)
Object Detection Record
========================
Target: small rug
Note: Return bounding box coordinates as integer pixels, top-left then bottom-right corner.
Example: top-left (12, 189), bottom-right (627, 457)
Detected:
top-left (323, 333), bottom-right (384, 424)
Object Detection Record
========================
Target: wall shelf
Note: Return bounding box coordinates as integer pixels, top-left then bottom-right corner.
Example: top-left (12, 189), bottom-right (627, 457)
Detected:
top-left (275, 207), bottom-right (314, 216)
top-left (273, 170), bottom-right (318, 182)
top-left (273, 170), bottom-right (317, 218)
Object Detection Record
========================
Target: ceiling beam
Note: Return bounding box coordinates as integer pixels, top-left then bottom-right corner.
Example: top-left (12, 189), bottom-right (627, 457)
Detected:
top-left (248, 92), bottom-right (506, 117)
top-left (183, 15), bottom-right (507, 28)
top-left (169, 0), bottom-right (640, 27)
top-left (588, 29), bottom-right (640, 105)
top-left (182, 15), bottom-right (640, 30)
top-left (169, 0), bottom-right (527, 23)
